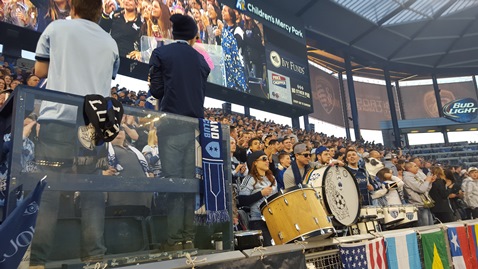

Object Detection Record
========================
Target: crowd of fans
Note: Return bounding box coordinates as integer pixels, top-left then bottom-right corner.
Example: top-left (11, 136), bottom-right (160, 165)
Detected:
top-left (1, 54), bottom-right (478, 250)
top-left (0, 56), bottom-right (41, 105)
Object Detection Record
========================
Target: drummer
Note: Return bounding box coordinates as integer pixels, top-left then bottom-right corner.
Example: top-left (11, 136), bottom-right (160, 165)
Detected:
top-left (238, 150), bottom-right (278, 246)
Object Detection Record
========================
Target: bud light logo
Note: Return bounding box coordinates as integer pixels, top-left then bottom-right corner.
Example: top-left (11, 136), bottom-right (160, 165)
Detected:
top-left (443, 98), bottom-right (478, 123)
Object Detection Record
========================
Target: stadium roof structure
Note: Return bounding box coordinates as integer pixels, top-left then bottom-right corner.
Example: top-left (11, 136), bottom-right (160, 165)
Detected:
top-left (275, 0), bottom-right (478, 81)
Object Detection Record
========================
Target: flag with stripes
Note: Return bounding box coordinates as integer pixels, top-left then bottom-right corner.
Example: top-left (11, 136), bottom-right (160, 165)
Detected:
top-left (447, 224), bottom-right (478, 269)
top-left (339, 237), bottom-right (388, 269)
top-left (467, 223), bottom-right (478, 268)
top-left (383, 230), bottom-right (421, 269)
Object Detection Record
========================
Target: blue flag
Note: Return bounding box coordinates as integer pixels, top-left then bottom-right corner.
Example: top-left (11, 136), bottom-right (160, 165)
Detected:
top-left (0, 177), bottom-right (47, 269)
top-left (384, 230), bottom-right (422, 269)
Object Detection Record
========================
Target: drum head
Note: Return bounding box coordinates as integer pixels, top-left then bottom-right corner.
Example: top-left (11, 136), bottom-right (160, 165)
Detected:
top-left (321, 166), bottom-right (360, 226)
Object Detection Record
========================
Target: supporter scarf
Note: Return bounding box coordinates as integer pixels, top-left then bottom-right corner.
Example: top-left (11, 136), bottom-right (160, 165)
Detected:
top-left (197, 119), bottom-right (229, 224)
top-left (291, 161), bottom-right (310, 186)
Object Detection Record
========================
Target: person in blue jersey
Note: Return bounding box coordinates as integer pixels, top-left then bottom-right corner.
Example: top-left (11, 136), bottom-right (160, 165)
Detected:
top-left (345, 149), bottom-right (374, 206)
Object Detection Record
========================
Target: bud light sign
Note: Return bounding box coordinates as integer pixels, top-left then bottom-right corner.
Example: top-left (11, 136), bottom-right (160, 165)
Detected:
top-left (443, 98), bottom-right (478, 123)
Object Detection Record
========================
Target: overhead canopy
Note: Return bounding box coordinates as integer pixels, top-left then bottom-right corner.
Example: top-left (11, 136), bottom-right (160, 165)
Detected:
top-left (270, 0), bottom-right (478, 81)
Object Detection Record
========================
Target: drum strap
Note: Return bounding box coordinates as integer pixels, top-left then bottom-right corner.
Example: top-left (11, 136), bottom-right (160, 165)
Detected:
top-left (291, 161), bottom-right (310, 185)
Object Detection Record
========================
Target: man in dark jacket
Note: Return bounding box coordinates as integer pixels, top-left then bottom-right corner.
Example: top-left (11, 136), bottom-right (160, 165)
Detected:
top-left (148, 14), bottom-right (210, 251)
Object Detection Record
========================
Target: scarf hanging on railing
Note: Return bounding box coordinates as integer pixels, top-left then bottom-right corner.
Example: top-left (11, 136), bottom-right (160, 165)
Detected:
top-left (197, 119), bottom-right (229, 224)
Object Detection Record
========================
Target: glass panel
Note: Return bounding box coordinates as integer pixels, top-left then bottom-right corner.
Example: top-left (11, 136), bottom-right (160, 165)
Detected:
top-left (1, 86), bottom-right (233, 267)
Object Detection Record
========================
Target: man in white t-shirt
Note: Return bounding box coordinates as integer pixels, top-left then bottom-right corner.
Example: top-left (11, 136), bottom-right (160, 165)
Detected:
top-left (31, 0), bottom-right (119, 267)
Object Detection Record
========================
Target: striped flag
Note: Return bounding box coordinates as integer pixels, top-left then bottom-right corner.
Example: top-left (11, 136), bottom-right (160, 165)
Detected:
top-left (420, 228), bottom-right (450, 269)
top-left (383, 230), bottom-right (421, 269)
top-left (446, 224), bottom-right (478, 269)
top-left (339, 237), bottom-right (388, 269)
top-left (467, 224), bottom-right (478, 267)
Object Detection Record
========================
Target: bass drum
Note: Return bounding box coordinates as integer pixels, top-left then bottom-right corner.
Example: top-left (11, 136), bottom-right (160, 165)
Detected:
top-left (260, 186), bottom-right (335, 244)
top-left (304, 165), bottom-right (360, 227)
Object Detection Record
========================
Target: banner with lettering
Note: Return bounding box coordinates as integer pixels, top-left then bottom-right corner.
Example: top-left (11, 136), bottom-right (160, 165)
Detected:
top-left (309, 65), bottom-right (345, 127)
top-left (0, 178), bottom-right (47, 269)
top-left (400, 80), bottom-right (477, 119)
top-left (344, 81), bottom-right (401, 130)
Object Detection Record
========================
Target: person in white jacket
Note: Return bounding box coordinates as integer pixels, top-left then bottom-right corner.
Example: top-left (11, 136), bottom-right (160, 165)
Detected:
top-left (462, 167), bottom-right (478, 218)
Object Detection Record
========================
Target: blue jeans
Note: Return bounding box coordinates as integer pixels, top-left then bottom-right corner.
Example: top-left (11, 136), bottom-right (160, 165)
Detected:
top-left (418, 207), bottom-right (435, 226)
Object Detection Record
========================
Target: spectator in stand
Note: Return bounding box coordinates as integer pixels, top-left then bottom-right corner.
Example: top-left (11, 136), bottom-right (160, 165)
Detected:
top-left (346, 148), bottom-right (373, 206)
top-left (3, 75), bottom-right (12, 89)
top-left (149, 0), bottom-right (172, 39)
top-left (238, 150), bottom-right (277, 246)
top-left (453, 165), bottom-right (464, 187)
top-left (231, 136), bottom-right (247, 186)
top-left (280, 136), bottom-right (293, 155)
top-left (375, 167), bottom-right (403, 206)
top-left (234, 131), bottom-right (251, 163)
top-left (9, 78), bottom-right (21, 90)
top-left (142, 128), bottom-right (161, 177)
top-left (0, 89), bottom-right (12, 108)
top-left (423, 161), bottom-right (432, 175)
top-left (100, 0), bottom-right (143, 57)
top-left (383, 153), bottom-right (399, 176)
top-left (26, 74), bottom-right (40, 87)
top-left (148, 13), bottom-right (210, 251)
top-left (31, 0), bottom-right (120, 265)
top-left (117, 89), bottom-right (133, 105)
top-left (221, 5), bottom-right (247, 92)
top-left (429, 166), bottom-right (455, 223)
top-left (14, 67), bottom-right (24, 82)
top-left (121, 114), bottom-right (139, 145)
top-left (283, 143), bottom-right (315, 189)
top-left (0, 78), bottom-right (5, 91)
top-left (443, 168), bottom-right (467, 220)
top-left (205, 3), bottom-right (223, 45)
top-left (275, 152), bottom-right (291, 190)
top-left (30, 0), bottom-right (71, 32)
top-left (107, 127), bottom-right (152, 209)
top-left (403, 162), bottom-right (436, 226)
top-left (242, 14), bottom-right (264, 80)
top-left (135, 91), bottom-right (147, 106)
top-left (462, 167), bottom-right (478, 219)
top-left (246, 137), bottom-right (262, 155)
